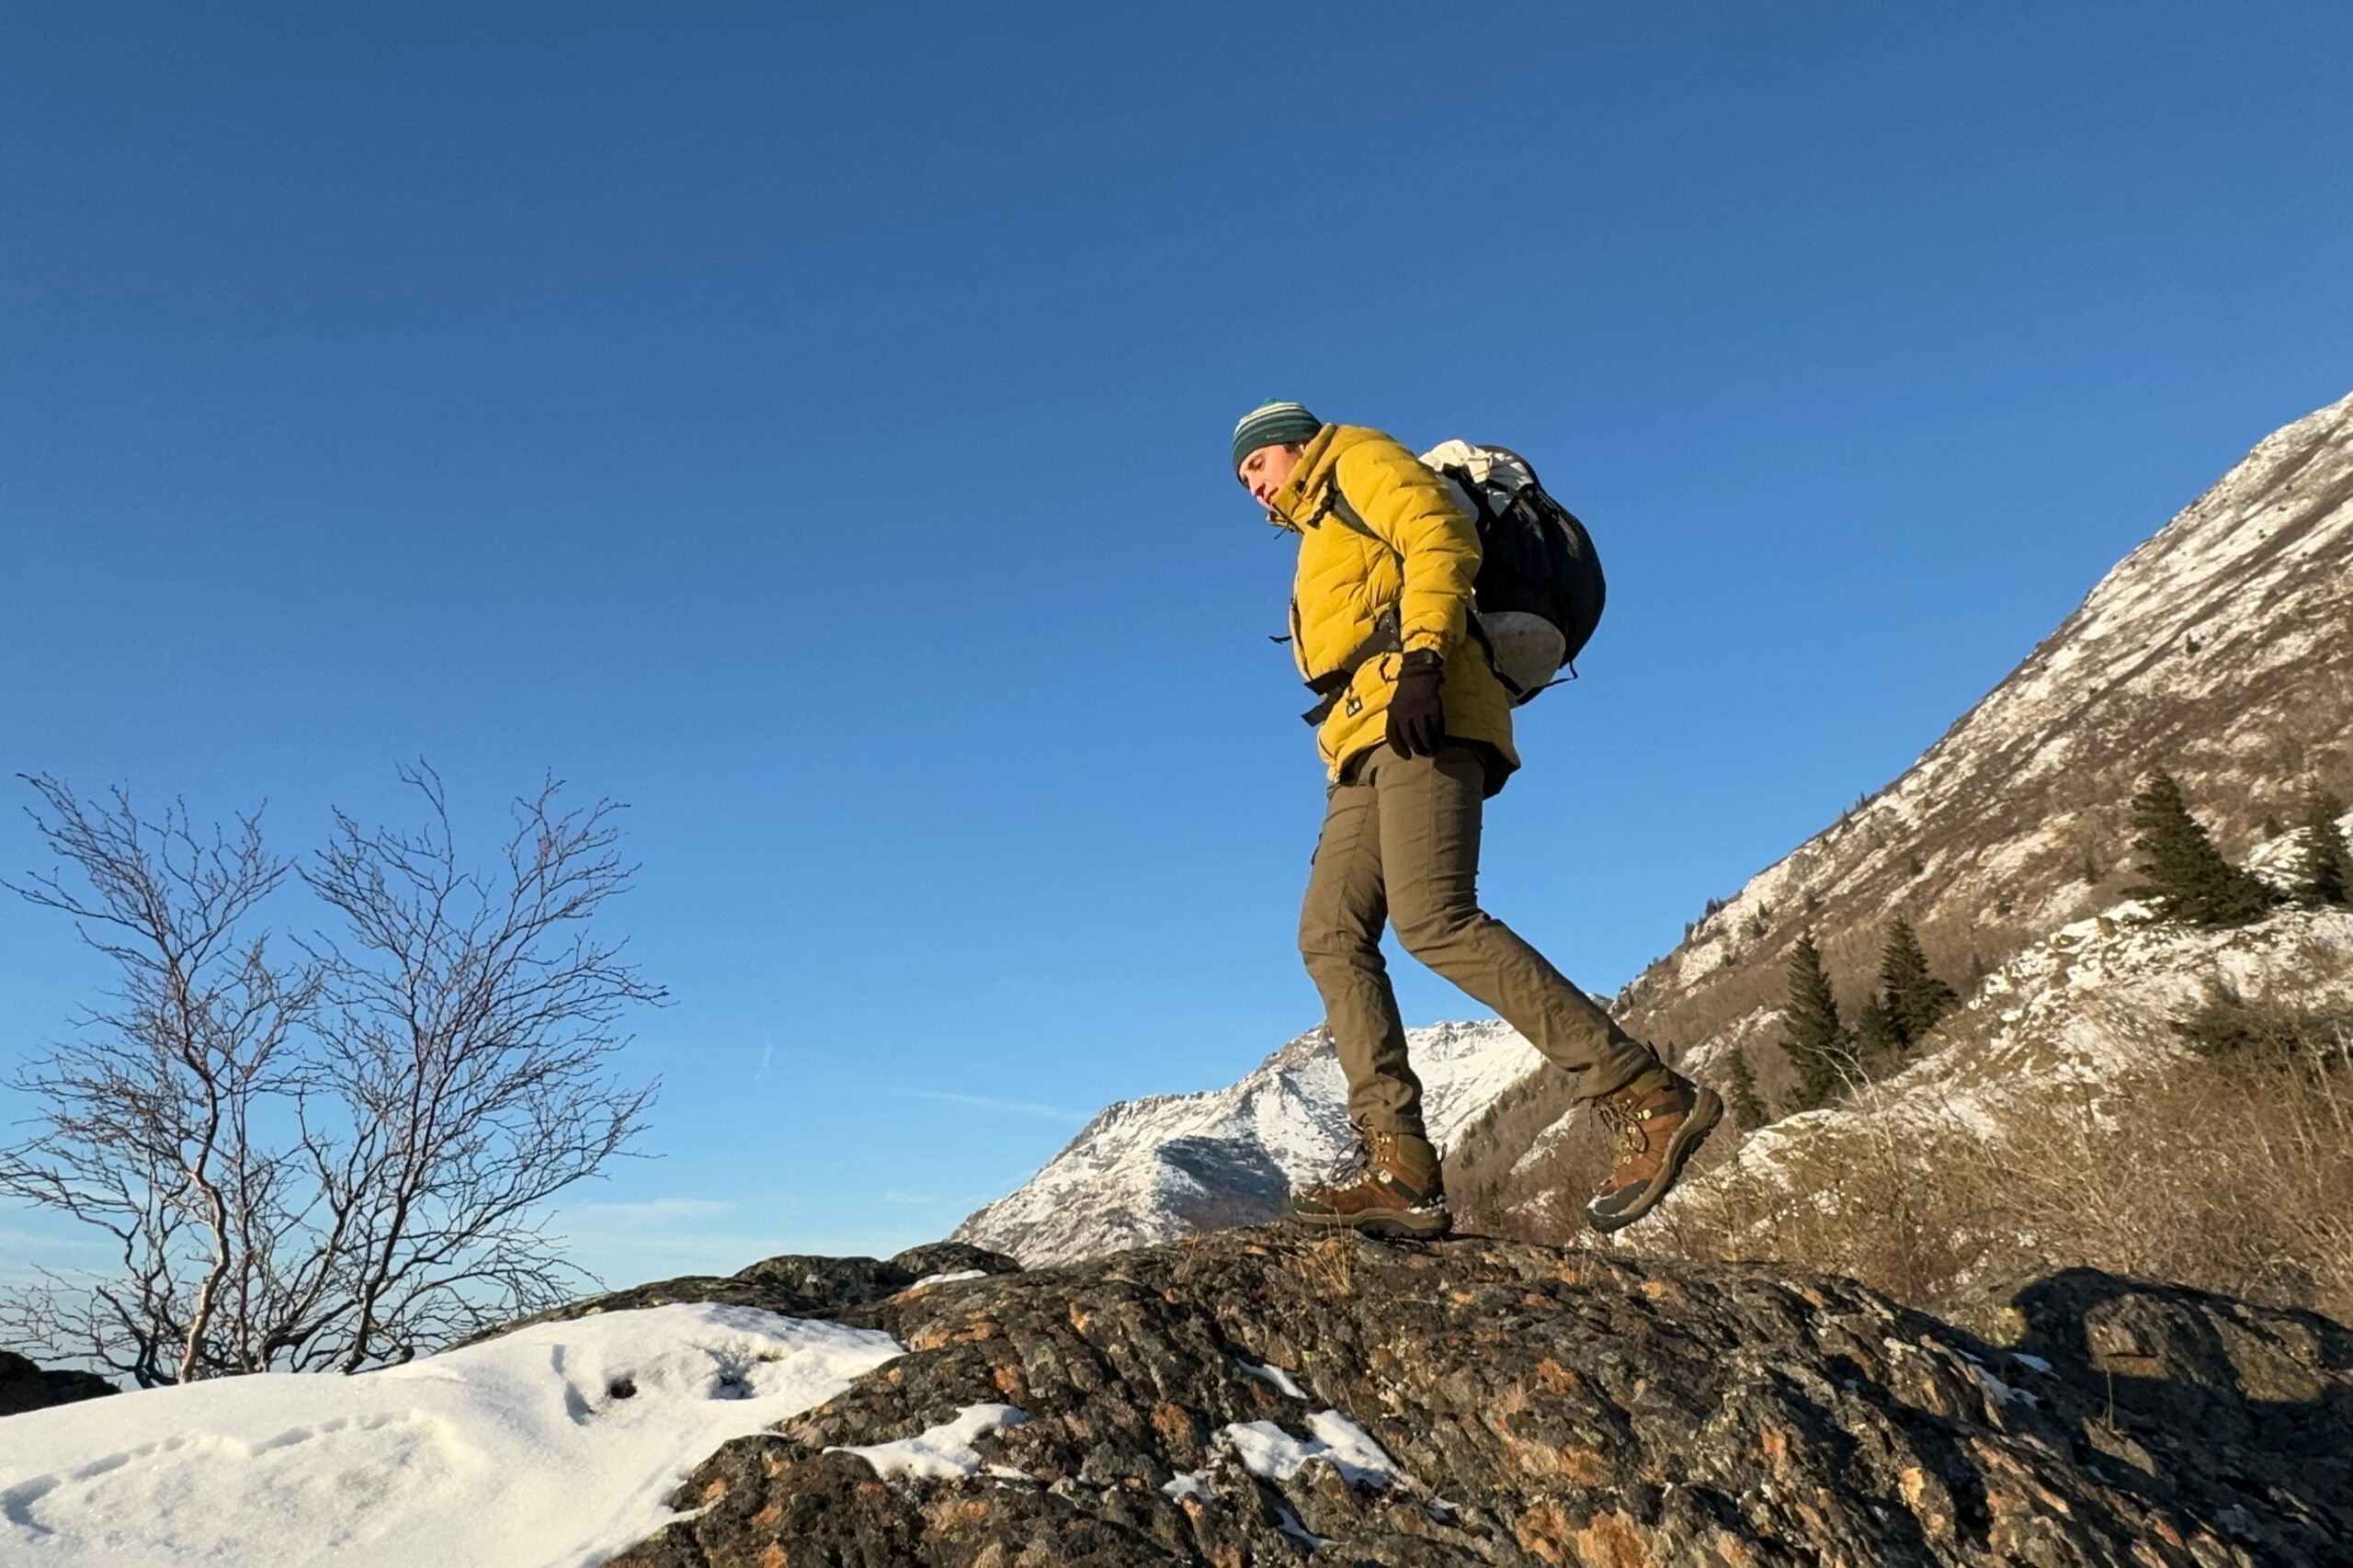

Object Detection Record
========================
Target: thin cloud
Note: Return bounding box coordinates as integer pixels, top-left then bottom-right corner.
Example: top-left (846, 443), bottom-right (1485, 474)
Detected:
top-left (567, 1197), bottom-right (737, 1226)
top-left (915, 1091), bottom-right (1089, 1123)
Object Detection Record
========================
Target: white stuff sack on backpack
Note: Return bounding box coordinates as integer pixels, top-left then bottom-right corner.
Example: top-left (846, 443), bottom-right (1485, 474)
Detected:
top-left (1419, 439), bottom-right (1567, 700)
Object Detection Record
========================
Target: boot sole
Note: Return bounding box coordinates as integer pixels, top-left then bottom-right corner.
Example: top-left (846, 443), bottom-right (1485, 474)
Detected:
top-left (1285, 1205), bottom-right (1453, 1241)
top-left (1586, 1086), bottom-right (1723, 1235)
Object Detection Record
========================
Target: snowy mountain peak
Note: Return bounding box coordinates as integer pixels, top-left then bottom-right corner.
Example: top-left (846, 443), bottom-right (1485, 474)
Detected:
top-left (959, 393), bottom-right (2353, 1259)
top-left (950, 1020), bottom-right (1542, 1266)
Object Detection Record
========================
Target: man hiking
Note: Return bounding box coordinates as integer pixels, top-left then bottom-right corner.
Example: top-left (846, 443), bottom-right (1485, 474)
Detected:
top-left (1233, 401), bottom-right (1720, 1238)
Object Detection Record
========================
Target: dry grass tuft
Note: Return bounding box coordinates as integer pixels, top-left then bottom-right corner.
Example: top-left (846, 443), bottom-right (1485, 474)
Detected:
top-left (1653, 1004), bottom-right (2353, 1324)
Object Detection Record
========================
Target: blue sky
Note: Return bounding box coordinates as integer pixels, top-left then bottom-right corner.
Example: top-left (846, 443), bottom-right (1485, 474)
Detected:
top-left (4, 2), bottom-right (2349, 1285)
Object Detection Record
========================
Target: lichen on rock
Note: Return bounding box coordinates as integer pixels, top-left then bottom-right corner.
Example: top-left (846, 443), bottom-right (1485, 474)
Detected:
top-left (604, 1229), bottom-right (2353, 1567)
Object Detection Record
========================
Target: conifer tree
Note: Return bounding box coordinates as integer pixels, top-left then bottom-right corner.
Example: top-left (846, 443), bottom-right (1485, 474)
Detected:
top-left (1856, 993), bottom-right (1904, 1074)
top-left (1779, 935), bottom-right (1851, 1111)
top-left (1848, 918), bottom-right (1959, 1075)
top-left (1879, 916), bottom-right (1960, 1045)
top-left (1723, 1048), bottom-right (1768, 1131)
top-left (2292, 787), bottom-right (2350, 906)
top-left (2126, 769), bottom-right (2278, 926)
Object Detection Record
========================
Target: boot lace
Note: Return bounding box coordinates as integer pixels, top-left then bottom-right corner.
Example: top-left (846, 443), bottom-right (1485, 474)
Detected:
top-left (1315, 1124), bottom-right (1378, 1187)
top-left (1596, 1098), bottom-right (1648, 1165)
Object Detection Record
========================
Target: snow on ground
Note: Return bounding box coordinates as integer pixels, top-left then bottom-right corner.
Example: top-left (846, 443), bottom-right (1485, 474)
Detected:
top-left (1216, 1411), bottom-right (1406, 1490)
top-left (1160, 1469), bottom-right (1211, 1503)
top-left (0, 1304), bottom-right (901, 1568)
top-left (1237, 1359), bottom-right (1306, 1399)
top-left (827, 1403), bottom-right (1027, 1482)
top-left (1665, 878), bottom-right (2353, 1213)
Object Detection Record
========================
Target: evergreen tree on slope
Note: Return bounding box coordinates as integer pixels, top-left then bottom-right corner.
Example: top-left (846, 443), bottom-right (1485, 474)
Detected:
top-left (1723, 1048), bottom-right (1768, 1131)
top-left (1779, 936), bottom-right (1851, 1112)
top-left (2126, 769), bottom-right (2278, 927)
top-left (1879, 917), bottom-right (1960, 1046)
top-left (1856, 992), bottom-right (1903, 1074)
top-left (2291, 787), bottom-right (2349, 907)
top-left (1852, 918), bottom-right (1959, 1075)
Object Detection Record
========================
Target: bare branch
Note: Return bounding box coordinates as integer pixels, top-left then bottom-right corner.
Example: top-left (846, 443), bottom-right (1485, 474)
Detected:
top-left (4, 767), bottom-right (661, 1381)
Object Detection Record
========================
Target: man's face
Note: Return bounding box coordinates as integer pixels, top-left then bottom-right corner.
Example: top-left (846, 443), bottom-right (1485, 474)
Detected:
top-left (1237, 442), bottom-right (1303, 507)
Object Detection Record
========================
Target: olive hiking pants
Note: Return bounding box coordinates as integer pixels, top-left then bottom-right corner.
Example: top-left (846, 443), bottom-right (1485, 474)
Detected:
top-left (1299, 744), bottom-right (1661, 1138)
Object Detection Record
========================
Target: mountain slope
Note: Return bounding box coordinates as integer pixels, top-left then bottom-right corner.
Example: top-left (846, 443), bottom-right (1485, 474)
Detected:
top-left (954, 391), bottom-right (2353, 1260)
top-left (1453, 389), bottom-right (2353, 1226)
top-left (1633, 387), bottom-right (2352, 1055)
top-left (1628, 804), bottom-right (2353, 1329)
top-left (950, 1021), bottom-right (1540, 1267)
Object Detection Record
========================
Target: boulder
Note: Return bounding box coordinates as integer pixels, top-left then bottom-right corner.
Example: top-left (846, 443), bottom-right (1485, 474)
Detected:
top-left (0, 1349), bottom-right (116, 1418)
top-left (465, 1240), bottom-right (1021, 1346)
top-left (608, 1230), bottom-right (2352, 1567)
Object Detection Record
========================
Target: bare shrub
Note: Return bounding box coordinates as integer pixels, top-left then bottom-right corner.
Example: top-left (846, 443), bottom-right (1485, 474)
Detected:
top-left (1655, 1006), bottom-right (2353, 1324)
top-left (1649, 1083), bottom-right (1995, 1308)
top-left (0, 781), bottom-right (322, 1386)
top-left (0, 768), bottom-right (663, 1384)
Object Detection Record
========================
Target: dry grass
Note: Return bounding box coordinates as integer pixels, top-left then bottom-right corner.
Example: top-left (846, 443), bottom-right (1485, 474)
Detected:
top-left (1652, 1003), bottom-right (2353, 1324)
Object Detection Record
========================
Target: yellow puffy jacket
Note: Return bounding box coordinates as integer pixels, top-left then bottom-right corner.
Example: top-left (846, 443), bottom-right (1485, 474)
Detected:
top-left (1268, 424), bottom-right (1519, 793)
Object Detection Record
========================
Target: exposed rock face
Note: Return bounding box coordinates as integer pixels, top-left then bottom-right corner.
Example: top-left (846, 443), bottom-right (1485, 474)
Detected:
top-left (464, 1242), bottom-right (1019, 1346)
top-left (0, 1348), bottom-right (115, 1417)
top-left (607, 1232), bottom-right (2353, 1567)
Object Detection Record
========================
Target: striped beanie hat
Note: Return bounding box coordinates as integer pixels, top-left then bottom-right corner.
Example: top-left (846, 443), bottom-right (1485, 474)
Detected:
top-left (1231, 401), bottom-right (1323, 472)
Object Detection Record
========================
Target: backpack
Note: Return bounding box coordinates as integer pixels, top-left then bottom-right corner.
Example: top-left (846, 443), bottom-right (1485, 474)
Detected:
top-left (1420, 441), bottom-right (1607, 702)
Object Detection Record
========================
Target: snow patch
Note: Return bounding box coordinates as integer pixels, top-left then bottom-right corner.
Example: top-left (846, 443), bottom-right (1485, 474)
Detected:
top-left (1216, 1410), bottom-right (1405, 1489)
top-left (1161, 1469), bottom-right (1211, 1504)
top-left (828, 1403), bottom-right (1029, 1481)
top-left (1967, 1361), bottom-right (2039, 1408)
top-left (0, 1304), bottom-right (902, 1568)
top-left (1238, 1359), bottom-right (1306, 1399)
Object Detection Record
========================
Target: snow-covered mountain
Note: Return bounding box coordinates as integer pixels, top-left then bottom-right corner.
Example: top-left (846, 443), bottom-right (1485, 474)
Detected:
top-left (1631, 388), bottom-right (2352, 1061)
top-left (1671, 814), bottom-right (2353, 1216)
top-left (959, 391), bottom-right (2353, 1259)
top-left (950, 1021), bottom-right (1540, 1266)
top-left (1453, 388), bottom-right (2353, 1226)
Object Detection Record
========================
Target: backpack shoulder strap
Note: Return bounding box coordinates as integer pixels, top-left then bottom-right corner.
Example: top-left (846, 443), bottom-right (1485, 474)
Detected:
top-left (1319, 473), bottom-right (1500, 676)
top-left (1315, 483), bottom-right (1391, 552)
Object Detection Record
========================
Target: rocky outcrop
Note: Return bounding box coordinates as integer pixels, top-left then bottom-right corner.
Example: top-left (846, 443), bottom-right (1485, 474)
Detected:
top-left (606, 1231), bottom-right (2353, 1567)
top-left (0, 1348), bottom-right (115, 1417)
top-left (464, 1242), bottom-right (1019, 1346)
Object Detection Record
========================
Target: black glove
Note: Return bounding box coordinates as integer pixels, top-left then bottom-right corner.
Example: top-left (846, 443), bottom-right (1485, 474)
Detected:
top-left (1386, 649), bottom-right (1447, 758)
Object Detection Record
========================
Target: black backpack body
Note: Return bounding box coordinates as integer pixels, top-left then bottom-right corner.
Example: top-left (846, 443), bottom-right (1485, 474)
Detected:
top-left (1421, 440), bottom-right (1606, 702)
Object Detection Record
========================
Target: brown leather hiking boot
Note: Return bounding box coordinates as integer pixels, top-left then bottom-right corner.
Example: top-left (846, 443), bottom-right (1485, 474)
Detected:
top-left (1586, 1068), bottom-right (1722, 1233)
top-left (1283, 1124), bottom-right (1451, 1240)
